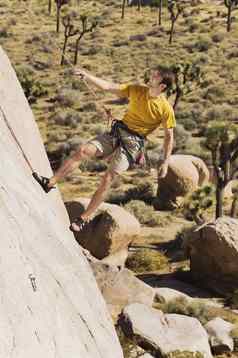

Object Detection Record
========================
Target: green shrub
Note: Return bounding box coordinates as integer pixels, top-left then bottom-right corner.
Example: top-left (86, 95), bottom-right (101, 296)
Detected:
top-left (212, 31), bottom-right (225, 43)
top-left (195, 36), bottom-right (212, 52)
top-left (124, 200), bottom-right (168, 226)
top-left (203, 104), bottom-right (236, 122)
top-left (125, 182), bottom-right (155, 203)
top-left (0, 27), bottom-right (8, 38)
top-left (174, 124), bottom-right (190, 152)
top-left (176, 108), bottom-right (202, 131)
top-left (81, 102), bottom-right (97, 112)
top-left (203, 85), bottom-right (225, 101)
top-left (55, 88), bottom-right (79, 107)
top-left (188, 21), bottom-right (200, 33)
top-left (183, 185), bottom-right (215, 224)
top-left (157, 297), bottom-right (211, 325)
top-left (52, 110), bottom-right (82, 128)
top-left (126, 248), bottom-right (168, 273)
top-left (15, 65), bottom-right (48, 103)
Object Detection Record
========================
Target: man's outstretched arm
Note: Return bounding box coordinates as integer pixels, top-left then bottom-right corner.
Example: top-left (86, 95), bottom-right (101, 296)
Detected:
top-left (74, 68), bottom-right (122, 96)
top-left (158, 127), bottom-right (174, 178)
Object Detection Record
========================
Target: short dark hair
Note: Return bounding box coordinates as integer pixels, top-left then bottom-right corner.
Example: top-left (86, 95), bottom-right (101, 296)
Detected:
top-left (154, 66), bottom-right (175, 93)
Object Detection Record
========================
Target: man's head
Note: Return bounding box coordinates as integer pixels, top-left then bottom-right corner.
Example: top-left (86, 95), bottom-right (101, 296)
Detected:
top-left (149, 66), bottom-right (175, 94)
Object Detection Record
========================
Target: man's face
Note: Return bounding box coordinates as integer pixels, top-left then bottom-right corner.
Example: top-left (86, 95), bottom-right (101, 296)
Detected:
top-left (149, 70), bottom-right (164, 89)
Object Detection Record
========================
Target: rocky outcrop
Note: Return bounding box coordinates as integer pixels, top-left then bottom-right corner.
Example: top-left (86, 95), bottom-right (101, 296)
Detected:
top-left (65, 198), bottom-right (140, 261)
top-left (119, 303), bottom-right (212, 358)
top-left (205, 317), bottom-right (234, 354)
top-left (0, 47), bottom-right (123, 358)
top-left (186, 217), bottom-right (238, 293)
top-left (90, 261), bottom-right (154, 321)
top-left (156, 155), bottom-right (209, 209)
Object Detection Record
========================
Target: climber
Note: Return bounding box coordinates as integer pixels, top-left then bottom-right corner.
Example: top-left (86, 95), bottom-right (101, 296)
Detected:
top-left (33, 66), bottom-right (176, 232)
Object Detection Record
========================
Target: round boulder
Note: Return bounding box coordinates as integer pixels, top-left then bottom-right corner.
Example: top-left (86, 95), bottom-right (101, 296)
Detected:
top-left (65, 198), bottom-right (140, 260)
top-left (156, 155), bottom-right (209, 209)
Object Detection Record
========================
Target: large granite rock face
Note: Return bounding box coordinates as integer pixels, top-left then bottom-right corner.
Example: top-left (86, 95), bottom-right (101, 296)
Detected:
top-left (0, 47), bottom-right (123, 358)
top-left (65, 198), bottom-right (140, 260)
top-left (119, 303), bottom-right (212, 358)
top-left (186, 217), bottom-right (238, 293)
top-left (156, 155), bottom-right (209, 209)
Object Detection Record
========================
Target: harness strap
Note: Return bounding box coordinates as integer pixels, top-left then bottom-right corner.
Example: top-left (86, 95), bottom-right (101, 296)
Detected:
top-left (110, 120), bottom-right (145, 166)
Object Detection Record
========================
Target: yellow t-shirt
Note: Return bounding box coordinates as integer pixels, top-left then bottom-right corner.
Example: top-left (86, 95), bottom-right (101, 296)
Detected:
top-left (119, 83), bottom-right (176, 137)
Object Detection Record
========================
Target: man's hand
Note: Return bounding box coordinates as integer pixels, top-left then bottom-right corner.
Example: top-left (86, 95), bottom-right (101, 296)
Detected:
top-left (74, 68), bottom-right (86, 79)
top-left (158, 161), bottom-right (169, 178)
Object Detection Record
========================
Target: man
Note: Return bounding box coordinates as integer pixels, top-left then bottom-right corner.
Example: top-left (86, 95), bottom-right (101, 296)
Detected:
top-left (34, 66), bottom-right (176, 232)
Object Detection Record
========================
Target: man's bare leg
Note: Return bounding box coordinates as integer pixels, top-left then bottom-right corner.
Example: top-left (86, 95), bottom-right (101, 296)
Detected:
top-left (70, 170), bottom-right (116, 231)
top-left (48, 143), bottom-right (99, 188)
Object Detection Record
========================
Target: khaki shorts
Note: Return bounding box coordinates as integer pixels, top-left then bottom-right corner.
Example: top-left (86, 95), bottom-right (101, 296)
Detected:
top-left (88, 130), bottom-right (141, 174)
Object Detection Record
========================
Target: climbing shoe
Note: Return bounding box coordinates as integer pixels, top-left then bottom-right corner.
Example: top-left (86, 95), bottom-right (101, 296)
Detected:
top-left (32, 172), bottom-right (55, 193)
top-left (69, 217), bottom-right (86, 233)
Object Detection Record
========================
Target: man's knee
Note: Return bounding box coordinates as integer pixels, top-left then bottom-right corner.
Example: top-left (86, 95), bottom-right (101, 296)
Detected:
top-left (73, 143), bottom-right (97, 161)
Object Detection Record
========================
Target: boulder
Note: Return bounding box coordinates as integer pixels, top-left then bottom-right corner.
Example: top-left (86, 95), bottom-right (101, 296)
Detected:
top-left (156, 155), bottom-right (209, 209)
top-left (0, 47), bottom-right (123, 358)
top-left (205, 317), bottom-right (234, 354)
top-left (186, 217), bottom-right (238, 293)
top-left (154, 287), bottom-right (192, 304)
top-left (65, 198), bottom-right (140, 260)
top-left (90, 262), bottom-right (155, 321)
top-left (224, 179), bottom-right (238, 199)
top-left (119, 303), bottom-right (212, 357)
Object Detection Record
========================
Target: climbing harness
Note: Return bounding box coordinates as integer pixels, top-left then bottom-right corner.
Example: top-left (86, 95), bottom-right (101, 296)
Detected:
top-left (109, 120), bottom-right (146, 168)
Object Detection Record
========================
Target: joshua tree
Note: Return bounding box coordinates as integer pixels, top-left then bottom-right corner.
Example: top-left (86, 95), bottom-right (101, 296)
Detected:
top-left (150, 0), bottom-right (163, 26)
top-left (121, 0), bottom-right (127, 19)
top-left (61, 15), bottom-right (79, 65)
top-left (183, 185), bottom-right (214, 225)
top-left (202, 122), bottom-right (238, 218)
top-left (74, 15), bottom-right (97, 65)
top-left (171, 62), bottom-right (202, 109)
top-left (48, 0), bottom-right (52, 14)
top-left (167, 0), bottom-right (184, 44)
top-left (158, 0), bottom-right (162, 25)
top-left (55, 0), bottom-right (69, 33)
top-left (224, 0), bottom-right (238, 32)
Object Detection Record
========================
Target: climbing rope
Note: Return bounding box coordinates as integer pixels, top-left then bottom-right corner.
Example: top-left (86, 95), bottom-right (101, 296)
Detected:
top-left (0, 105), bottom-right (35, 173)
